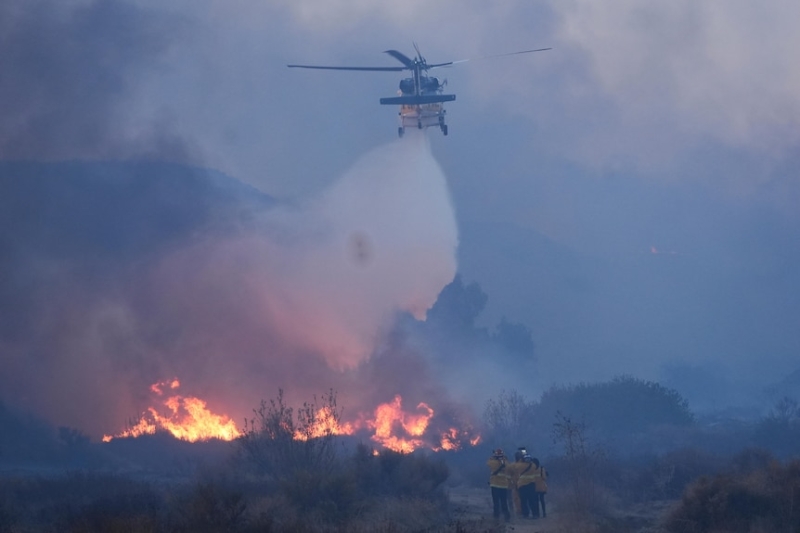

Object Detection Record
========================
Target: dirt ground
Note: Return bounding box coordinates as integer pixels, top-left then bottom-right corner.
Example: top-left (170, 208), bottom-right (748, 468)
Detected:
top-left (448, 486), bottom-right (563, 533)
top-left (447, 486), bottom-right (676, 533)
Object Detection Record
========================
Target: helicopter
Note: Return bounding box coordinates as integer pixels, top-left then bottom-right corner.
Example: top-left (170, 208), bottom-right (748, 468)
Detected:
top-left (288, 44), bottom-right (551, 137)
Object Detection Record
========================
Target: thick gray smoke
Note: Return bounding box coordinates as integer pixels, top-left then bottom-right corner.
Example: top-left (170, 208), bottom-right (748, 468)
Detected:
top-left (0, 133), bottom-right (459, 438)
top-left (0, 0), bottom-right (190, 162)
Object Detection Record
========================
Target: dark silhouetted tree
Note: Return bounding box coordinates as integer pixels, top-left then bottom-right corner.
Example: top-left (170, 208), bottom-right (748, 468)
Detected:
top-left (425, 274), bottom-right (488, 333)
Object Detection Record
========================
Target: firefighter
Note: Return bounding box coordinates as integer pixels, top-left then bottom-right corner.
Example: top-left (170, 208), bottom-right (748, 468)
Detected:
top-left (508, 448), bottom-right (526, 515)
top-left (486, 448), bottom-right (511, 521)
top-left (532, 457), bottom-right (548, 518)
top-left (512, 454), bottom-right (540, 518)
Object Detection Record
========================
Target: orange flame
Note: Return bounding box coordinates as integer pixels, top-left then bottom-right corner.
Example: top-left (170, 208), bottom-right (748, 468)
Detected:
top-left (293, 406), bottom-right (355, 441)
top-left (367, 395), bottom-right (432, 453)
top-left (299, 394), bottom-right (481, 453)
top-left (102, 379), bottom-right (240, 443)
top-left (105, 383), bottom-right (479, 453)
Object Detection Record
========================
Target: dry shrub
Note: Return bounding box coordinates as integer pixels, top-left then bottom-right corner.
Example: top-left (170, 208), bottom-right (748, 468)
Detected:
top-left (54, 490), bottom-right (161, 532)
top-left (362, 446), bottom-right (450, 497)
top-left (728, 447), bottom-right (775, 475)
top-left (0, 473), bottom-right (161, 532)
top-left (354, 496), bottom-right (448, 531)
top-left (551, 412), bottom-right (609, 517)
top-left (626, 448), bottom-right (722, 502)
top-left (169, 479), bottom-right (247, 532)
top-left (665, 459), bottom-right (800, 533)
top-left (236, 435), bottom-right (450, 531)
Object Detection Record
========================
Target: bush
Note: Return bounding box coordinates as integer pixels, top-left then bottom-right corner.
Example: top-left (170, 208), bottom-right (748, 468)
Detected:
top-left (5, 473), bottom-right (163, 533)
top-left (170, 479), bottom-right (247, 533)
top-left (624, 448), bottom-right (722, 502)
top-left (356, 445), bottom-right (450, 498)
top-left (729, 447), bottom-right (776, 475)
top-left (551, 412), bottom-right (608, 517)
top-left (536, 376), bottom-right (694, 438)
top-left (481, 377), bottom-right (695, 459)
top-left (665, 459), bottom-right (800, 533)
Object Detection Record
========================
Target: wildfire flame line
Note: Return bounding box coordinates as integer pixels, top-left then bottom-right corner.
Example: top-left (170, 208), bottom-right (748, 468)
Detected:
top-left (298, 394), bottom-right (481, 453)
top-left (104, 382), bottom-right (480, 453)
top-left (102, 379), bottom-right (240, 443)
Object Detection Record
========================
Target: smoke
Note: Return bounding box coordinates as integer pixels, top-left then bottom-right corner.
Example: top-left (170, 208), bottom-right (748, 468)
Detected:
top-left (0, 0), bottom-right (190, 162)
top-left (259, 131), bottom-right (458, 367)
top-left (0, 133), bottom-right (459, 437)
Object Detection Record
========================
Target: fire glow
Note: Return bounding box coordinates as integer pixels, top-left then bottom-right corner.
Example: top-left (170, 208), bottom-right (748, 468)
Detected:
top-left (102, 379), bottom-right (240, 443)
top-left (300, 395), bottom-right (481, 453)
top-left (105, 382), bottom-right (480, 453)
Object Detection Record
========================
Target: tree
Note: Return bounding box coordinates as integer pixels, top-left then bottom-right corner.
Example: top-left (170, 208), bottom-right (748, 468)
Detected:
top-left (483, 389), bottom-right (534, 447)
top-left (425, 274), bottom-right (488, 333)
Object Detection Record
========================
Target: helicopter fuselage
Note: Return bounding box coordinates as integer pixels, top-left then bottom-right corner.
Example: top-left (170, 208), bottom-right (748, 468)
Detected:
top-left (380, 73), bottom-right (455, 137)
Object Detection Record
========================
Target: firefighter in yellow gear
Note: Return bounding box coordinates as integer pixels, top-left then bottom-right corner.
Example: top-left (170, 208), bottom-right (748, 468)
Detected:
top-left (507, 448), bottom-right (527, 515)
top-left (509, 454), bottom-right (540, 518)
top-left (486, 448), bottom-right (511, 521)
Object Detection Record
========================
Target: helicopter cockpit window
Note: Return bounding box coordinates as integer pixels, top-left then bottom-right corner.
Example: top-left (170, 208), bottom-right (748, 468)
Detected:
top-left (399, 78), bottom-right (415, 94)
top-left (422, 77), bottom-right (440, 93)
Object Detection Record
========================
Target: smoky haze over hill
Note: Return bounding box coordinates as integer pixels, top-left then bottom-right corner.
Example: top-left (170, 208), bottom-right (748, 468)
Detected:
top-left (0, 161), bottom-right (273, 435)
top-left (453, 170), bottom-right (800, 411)
top-left (1, 140), bottom-right (492, 439)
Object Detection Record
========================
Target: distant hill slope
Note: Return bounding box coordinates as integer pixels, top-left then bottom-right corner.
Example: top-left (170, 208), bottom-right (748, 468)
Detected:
top-left (0, 160), bottom-right (274, 261)
top-left (0, 160), bottom-right (275, 340)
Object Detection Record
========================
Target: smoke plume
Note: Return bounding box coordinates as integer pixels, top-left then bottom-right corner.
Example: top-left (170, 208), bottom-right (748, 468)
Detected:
top-left (0, 132), bottom-right (459, 438)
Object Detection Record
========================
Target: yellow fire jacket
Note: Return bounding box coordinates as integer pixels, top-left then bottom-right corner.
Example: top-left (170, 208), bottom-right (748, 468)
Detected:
top-left (487, 457), bottom-right (510, 488)
top-left (509, 460), bottom-right (539, 488)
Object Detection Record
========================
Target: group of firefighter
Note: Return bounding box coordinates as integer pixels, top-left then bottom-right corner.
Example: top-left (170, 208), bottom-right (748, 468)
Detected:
top-left (487, 447), bottom-right (548, 522)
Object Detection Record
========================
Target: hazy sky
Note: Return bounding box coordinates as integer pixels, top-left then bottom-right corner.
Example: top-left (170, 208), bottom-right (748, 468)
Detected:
top-left (2, 0), bottom-right (799, 425)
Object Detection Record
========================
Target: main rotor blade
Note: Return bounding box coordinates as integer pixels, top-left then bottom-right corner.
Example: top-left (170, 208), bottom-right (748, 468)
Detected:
top-left (287, 64), bottom-right (406, 72)
top-left (384, 50), bottom-right (416, 68)
top-left (444, 47), bottom-right (552, 67)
